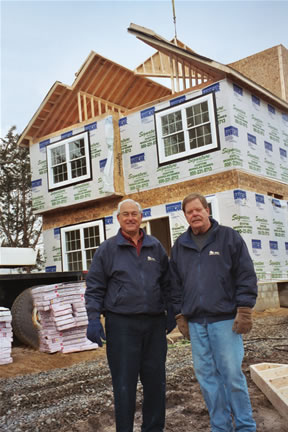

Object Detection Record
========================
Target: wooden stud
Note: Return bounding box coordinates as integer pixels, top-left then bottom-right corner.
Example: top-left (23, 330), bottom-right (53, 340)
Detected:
top-left (77, 92), bottom-right (82, 123)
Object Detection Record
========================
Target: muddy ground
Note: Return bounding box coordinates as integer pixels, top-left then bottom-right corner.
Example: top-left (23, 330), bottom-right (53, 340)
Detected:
top-left (1, 308), bottom-right (288, 431)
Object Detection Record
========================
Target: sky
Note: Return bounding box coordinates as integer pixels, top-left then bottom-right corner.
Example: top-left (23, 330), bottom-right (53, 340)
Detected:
top-left (1, 0), bottom-right (288, 139)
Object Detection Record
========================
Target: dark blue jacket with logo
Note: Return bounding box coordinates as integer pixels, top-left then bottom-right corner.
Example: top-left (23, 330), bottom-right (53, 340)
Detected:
top-left (170, 218), bottom-right (258, 323)
top-left (85, 229), bottom-right (170, 320)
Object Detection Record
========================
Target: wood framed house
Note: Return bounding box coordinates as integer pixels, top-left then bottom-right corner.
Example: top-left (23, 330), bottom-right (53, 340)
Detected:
top-left (18, 24), bottom-right (288, 307)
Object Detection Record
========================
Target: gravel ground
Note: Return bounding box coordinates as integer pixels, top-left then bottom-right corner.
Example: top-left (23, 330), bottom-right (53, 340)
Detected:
top-left (1, 309), bottom-right (288, 432)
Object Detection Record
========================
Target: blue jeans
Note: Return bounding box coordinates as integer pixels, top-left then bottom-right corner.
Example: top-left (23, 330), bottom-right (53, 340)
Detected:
top-left (188, 319), bottom-right (256, 432)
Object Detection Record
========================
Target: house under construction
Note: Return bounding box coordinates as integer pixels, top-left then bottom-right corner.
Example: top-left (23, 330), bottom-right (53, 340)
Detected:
top-left (18, 24), bottom-right (288, 311)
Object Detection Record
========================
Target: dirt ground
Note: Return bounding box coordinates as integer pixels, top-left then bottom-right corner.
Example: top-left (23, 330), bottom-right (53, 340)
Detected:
top-left (1, 308), bottom-right (288, 431)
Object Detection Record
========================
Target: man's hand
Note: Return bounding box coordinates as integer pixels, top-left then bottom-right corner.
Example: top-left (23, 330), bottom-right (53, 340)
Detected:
top-left (232, 307), bottom-right (253, 334)
top-left (166, 305), bottom-right (177, 334)
top-left (86, 318), bottom-right (106, 347)
top-left (175, 314), bottom-right (190, 339)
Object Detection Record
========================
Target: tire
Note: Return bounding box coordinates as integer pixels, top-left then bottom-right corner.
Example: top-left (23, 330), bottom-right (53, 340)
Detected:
top-left (11, 288), bottom-right (39, 349)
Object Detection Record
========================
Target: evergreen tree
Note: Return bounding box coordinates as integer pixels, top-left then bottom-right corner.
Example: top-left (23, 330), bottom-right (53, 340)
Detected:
top-left (0, 126), bottom-right (43, 269)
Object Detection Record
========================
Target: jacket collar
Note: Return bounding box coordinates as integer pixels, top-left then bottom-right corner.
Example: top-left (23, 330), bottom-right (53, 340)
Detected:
top-left (116, 228), bottom-right (154, 247)
top-left (180, 218), bottom-right (219, 249)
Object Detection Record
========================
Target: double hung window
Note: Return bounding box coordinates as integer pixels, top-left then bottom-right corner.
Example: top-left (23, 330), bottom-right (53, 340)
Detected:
top-left (61, 220), bottom-right (104, 271)
top-left (155, 92), bottom-right (219, 164)
top-left (47, 132), bottom-right (91, 190)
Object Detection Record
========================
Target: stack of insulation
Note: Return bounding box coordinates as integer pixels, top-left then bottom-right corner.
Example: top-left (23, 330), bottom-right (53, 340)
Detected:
top-left (0, 307), bottom-right (13, 364)
top-left (31, 282), bottom-right (98, 353)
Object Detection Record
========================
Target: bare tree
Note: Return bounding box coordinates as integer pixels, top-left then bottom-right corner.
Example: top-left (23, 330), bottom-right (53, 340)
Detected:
top-left (0, 126), bottom-right (43, 270)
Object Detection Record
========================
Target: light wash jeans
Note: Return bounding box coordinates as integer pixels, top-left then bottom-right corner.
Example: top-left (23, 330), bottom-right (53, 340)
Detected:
top-left (188, 319), bottom-right (256, 432)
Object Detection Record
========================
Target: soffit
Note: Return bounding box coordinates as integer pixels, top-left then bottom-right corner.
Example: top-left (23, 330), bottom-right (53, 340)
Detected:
top-left (18, 51), bottom-right (171, 147)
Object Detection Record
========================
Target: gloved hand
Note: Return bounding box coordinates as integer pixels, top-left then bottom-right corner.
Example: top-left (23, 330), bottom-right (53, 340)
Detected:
top-left (232, 307), bottom-right (253, 334)
top-left (86, 318), bottom-right (106, 347)
top-left (166, 305), bottom-right (177, 334)
top-left (175, 313), bottom-right (190, 339)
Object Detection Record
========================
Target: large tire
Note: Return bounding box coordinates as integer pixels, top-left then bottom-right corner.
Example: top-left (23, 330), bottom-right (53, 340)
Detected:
top-left (11, 288), bottom-right (39, 349)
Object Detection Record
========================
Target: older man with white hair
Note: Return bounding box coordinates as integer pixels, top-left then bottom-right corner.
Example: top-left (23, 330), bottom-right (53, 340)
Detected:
top-left (85, 199), bottom-right (175, 432)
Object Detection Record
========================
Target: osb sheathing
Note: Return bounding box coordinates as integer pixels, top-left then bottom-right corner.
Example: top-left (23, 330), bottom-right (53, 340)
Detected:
top-left (229, 45), bottom-right (288, 102)
top-left (42, 169), bottom-right (288, 231)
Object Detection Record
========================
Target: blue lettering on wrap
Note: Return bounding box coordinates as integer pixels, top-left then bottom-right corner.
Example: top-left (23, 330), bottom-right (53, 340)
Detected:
top-left (85, 122), bottom-right (97, 131)
top-left (100, 159), bottom-right (107, 168)
top-left (39, 139), bottom-right (50, 150)
top-left (202, 83), bottom-right (220, 94)
top-left (105, 216), bottom-right (113, 225)
top-left (142, 208), bottom-right (151, 218)
top-left (130, 153), bottom-right (145, 165)
top-left (233, 190), bottom-right (246, 200)
top-left (166, 202), bottom-right (181, 213)
top-left (264, 141), bottom-right (273, 151)
top-left (272, 198), bottom-right (281, 208)
top-left (269, 241), bottom-right (278, 250)
top-left (255, 194), bottom-right (264, 204)
top-left (252, 239), bottom-right (262, 249)
top-left (233, 84), bottom-right (243, 95)
top-left (268, 104), bottom-right (275, 114)
top-left (224, 126), bottom-right (238, 137)
top-left (45, 266), bottom-right (57, 272)
top-left (141, 107), bottom-right (155, 119)
top-left (32, 179), bottom-right (42, 188)
top-left (170, 96), bottom-right (186, 106)
top-left (248, 133), bottom-right (256, 144)
top-left (252, 95), bottom-right (260, 105)
top-left (119, 117), bottom-right (127, 127)
top-left (61, 131), bottom-right (73, 139)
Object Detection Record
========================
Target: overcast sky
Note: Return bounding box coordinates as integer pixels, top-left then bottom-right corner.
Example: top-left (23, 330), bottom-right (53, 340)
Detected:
top-left (1, 0), bottom-right (288, 138)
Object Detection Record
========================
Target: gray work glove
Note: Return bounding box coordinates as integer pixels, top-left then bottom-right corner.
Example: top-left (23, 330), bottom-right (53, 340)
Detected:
top-left (232, 307), bottom-right (253, 334)
top-left (175, 313), bottom-right (190, 339)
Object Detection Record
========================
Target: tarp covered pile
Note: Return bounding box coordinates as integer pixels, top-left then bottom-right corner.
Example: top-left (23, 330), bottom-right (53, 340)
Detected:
top-left (0, 307), bottom-right (13, 365)
top-left (31, 282), bottom-right (98, 353)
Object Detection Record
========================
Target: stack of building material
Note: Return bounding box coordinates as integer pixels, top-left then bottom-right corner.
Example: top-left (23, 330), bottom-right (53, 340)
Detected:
top-left (31, 282), bottom-right (98, 354)
top-left (0, 307), bottom-right (13, 365)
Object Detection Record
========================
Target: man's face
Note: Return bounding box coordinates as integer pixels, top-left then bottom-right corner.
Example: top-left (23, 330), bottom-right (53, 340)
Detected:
top-left (117, 202), bottom-right (142, 237)
top-left (184, 198), bottom-right (211, 235)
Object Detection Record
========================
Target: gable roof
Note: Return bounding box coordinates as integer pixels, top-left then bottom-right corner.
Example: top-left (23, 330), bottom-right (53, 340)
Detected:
top-left (18, 51), bottom-right (171, 147)
top-left (128, 23), bottom-right (288, 110)
top-left (18, 24), bottom-right (288, 147)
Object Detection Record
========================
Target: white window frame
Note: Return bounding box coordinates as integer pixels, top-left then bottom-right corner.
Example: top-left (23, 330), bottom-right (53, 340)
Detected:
top-left (155, 92), bottom-right (219, 165)
top-left (47, 132), bottom-right (91, 190)
top-left (61, 220), bottom-right (105, 271)
top-left (206, 195), bottom-right (219, 221)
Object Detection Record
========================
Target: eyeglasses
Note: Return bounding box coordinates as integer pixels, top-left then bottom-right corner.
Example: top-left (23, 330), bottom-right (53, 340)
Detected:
top-left (119, 212), bottom-right (140, 218)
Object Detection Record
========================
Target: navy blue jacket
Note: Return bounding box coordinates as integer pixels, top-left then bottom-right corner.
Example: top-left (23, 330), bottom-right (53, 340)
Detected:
top-left (170, 218), bottom-right (258, 323)
top-left (85, 229), bottom-right (170, 320)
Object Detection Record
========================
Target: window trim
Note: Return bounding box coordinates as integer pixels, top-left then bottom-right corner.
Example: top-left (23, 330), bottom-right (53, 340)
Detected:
top-left (155, 92), bottom-right (219, 166)
top-left (60, 219), bottom-right (105, 271)
top-left (47, 131), bottom-right (92, 191)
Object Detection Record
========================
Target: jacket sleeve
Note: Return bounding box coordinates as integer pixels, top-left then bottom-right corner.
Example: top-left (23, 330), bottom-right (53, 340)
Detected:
top-left (169, 242), bottom-right (183, 315)
top-left (157, 243), bottom-right (171, 309)
top-left (85, 244), bottom-right (109, 320)
top-left (232, 231), bottom-right (258, 308)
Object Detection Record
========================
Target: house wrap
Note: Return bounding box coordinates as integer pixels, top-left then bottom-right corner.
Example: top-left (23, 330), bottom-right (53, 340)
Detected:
top-left (18, 24), bottom-right (288, 305)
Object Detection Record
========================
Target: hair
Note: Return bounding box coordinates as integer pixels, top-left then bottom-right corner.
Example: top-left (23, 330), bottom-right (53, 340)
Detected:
top-left (182, 193), bottom-right (208, 212)
top-left (117, 199), bottom-right (142, 215)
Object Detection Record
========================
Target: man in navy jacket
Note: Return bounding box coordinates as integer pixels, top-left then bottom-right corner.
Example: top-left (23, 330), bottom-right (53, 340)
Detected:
top-left (170, 193), bottom-right (257, 432)
top-left (85, 199), bottom-right (175, 432)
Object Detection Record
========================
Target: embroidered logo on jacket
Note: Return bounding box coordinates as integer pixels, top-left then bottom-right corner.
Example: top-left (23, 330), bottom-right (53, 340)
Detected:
top-left (147, 256), bottom-right (156, 262)
top-left (209, 250), bottom-right (220, 256)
